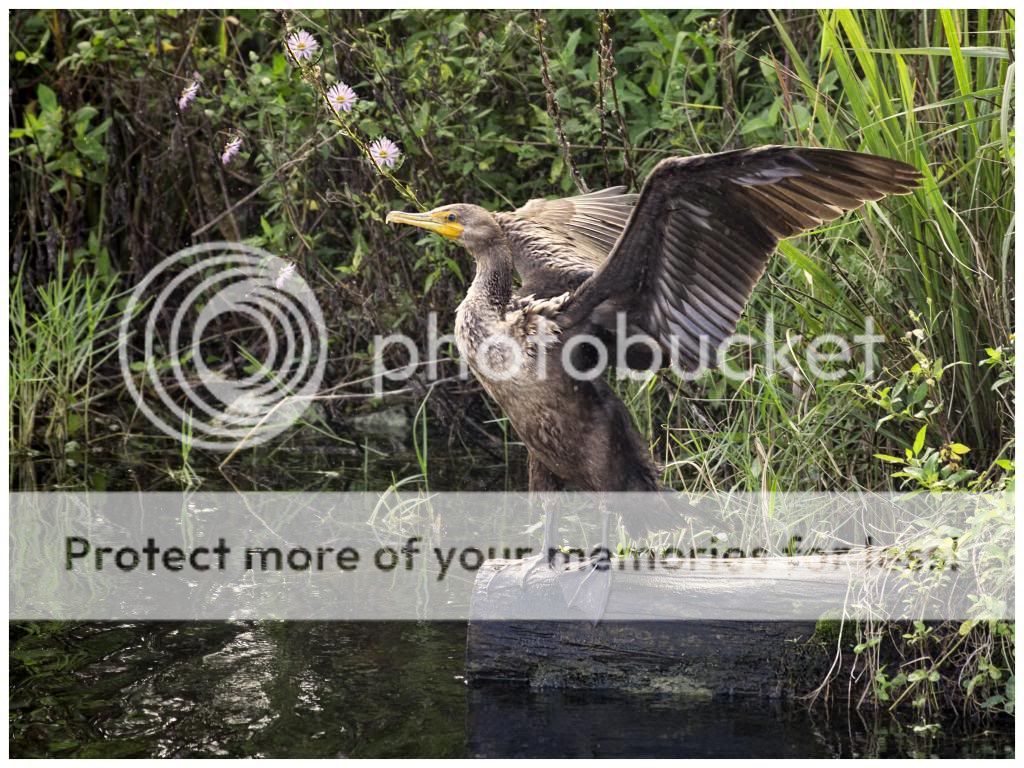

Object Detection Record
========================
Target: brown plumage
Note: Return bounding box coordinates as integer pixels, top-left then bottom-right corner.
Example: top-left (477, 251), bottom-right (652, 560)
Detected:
top-left (387, 146), bottom-right (922, 535)
top-left (497, 185), bottom-right (638, 297)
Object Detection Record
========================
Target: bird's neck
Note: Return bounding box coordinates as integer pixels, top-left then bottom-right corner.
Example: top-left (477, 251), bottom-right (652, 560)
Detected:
top-left (466, 238), bottom-right (514, 311)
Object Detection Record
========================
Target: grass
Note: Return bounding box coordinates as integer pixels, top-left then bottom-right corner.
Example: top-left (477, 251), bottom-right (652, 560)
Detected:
top-left (10, 257), bottom-right (120, 452)
top-left (773, 10), bottom-right (1013, 450)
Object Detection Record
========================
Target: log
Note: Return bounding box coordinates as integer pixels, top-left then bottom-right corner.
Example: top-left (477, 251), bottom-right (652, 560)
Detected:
top-left (466, 555), bottom-right (855, 694)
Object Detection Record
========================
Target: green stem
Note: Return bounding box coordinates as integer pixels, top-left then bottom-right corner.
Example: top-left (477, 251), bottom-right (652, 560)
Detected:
top-left (284, 40), bottom-right (424, 211)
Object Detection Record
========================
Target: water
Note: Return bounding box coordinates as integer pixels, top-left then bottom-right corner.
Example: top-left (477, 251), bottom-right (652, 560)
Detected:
top-left (11, 621), bottom-right (468, 758)
top-left (9, 620), bottom-right (1014, 758)
top-left (9, 442), bottom-right (1014, 758)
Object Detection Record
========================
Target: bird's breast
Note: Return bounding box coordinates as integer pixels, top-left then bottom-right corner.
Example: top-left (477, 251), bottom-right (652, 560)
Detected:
top-left (454, 299), bottom-right (558, 385)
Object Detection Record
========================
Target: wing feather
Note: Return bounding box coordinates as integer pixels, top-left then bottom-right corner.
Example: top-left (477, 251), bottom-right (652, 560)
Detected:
top-left (560, 146), bottom-right (922, 368)
top-left (497, 186), bottom-right (638, 298)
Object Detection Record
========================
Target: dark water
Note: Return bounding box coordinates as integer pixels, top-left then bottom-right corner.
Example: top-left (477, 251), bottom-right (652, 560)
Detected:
top-left (9, 442), bottom-right (1015, 758)
top-left (9, 620), bottom-right (1015, 758)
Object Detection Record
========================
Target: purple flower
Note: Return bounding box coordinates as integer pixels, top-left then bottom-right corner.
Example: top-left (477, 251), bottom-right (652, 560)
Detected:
top-left (275, 262), bottom-right (296, 290)
top-left (178, 80), bottom-right (199, 112)
top-left (326, 82), bottom-right (357, 114)
top-left (286, 29), bottom-right (319, 62)
top-left (221, 135), bottom-right (243, 166)
top-left (368, 137), bottom-right (401, 170)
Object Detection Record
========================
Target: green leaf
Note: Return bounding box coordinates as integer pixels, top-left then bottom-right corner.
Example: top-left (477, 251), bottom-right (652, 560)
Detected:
top-left (560, 28), bottom-right (581, 66)
top-left (37, 83), bottom-right (58, 113)
top-left (740, 100), bottom-right (781, 135)
top-left (948, 443), bottom-right (971, 455)
top-left (72, 105), bottom-right (98, 125)
top-left (218, 17), bottom-right (228, 61)
top-left (912, 425), bottom-right (927, 456)
top-left (868, 45), bottom-right (1009, 59)
top-left (874, 453), bottom-right (905, 464)
top-left (88, 117), bottom-right (112, 138)
top-left (73, 137), bottom-right (107, 164)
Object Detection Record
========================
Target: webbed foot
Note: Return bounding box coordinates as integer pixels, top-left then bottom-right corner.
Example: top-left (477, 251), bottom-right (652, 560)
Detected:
top-left (557, 553), bottom-right (612, 624)
top-left (484, 549), bottom-right (560, 595)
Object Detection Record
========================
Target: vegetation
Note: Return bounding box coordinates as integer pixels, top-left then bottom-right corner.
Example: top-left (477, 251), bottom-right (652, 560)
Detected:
top-left (8, 9), bottom-right (1015, 727)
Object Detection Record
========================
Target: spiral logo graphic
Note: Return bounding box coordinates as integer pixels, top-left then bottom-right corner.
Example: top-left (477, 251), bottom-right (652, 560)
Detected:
top-left (119, 242), bottom-right (327, 451)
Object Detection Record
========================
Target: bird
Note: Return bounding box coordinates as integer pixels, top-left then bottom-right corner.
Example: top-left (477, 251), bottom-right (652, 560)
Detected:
top-left (386, 146), bottom-right (921, 595)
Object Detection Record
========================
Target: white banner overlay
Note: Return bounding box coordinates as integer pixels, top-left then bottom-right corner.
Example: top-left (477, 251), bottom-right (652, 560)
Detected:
top-left (9, 492), bottom-right (1013, 622)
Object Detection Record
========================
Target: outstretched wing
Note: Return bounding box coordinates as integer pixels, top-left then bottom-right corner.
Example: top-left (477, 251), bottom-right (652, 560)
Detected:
top-left (498, 186), bottom-right (638, 298)
top-left (560, 146), bottom-right (922, 367)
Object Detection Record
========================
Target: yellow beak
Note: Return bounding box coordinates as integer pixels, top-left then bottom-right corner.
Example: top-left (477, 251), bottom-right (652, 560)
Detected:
top-left (386, 210), bottom-right (463, 240)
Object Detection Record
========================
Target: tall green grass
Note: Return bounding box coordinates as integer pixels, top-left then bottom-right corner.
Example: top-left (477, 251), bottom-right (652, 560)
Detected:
top-left (637, 9), bottom-right (1014, 493)
top-left (10, 258), bottom-right (120, 451)
top-left (771, 9), bottom-right (1013, 452)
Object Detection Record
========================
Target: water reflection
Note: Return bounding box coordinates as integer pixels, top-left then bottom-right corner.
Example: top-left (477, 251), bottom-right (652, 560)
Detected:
top-left (468, 686), bottom-right (1014, 758)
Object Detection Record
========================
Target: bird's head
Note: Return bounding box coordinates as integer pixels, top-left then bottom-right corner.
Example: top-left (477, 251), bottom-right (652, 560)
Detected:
top-left (386, 203), bottom-right (500, 252)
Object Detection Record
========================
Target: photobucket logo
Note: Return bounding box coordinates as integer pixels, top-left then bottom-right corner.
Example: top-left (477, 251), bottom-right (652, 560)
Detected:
top-left (372, 312), bottom-right (884, 395)
top-left (118, 242), bottom-right (327, 451)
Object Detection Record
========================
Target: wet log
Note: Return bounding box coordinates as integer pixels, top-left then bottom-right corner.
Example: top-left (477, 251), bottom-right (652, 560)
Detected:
top-left (466, 555), bottom-right (856, 694)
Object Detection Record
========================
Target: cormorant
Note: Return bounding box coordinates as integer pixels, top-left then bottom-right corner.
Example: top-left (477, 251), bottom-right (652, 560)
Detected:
top-left (387, 146), bottom-right (920, 581)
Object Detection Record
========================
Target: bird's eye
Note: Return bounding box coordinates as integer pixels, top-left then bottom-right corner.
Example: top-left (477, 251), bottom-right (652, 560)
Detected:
top-left (447, 213), bottom-right (457, 222)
